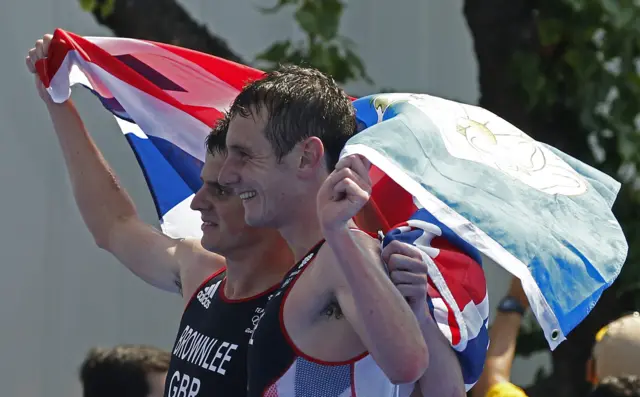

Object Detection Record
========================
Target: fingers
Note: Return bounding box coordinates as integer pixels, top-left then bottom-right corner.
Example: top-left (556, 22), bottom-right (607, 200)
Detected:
top-left (26, 34), bottom-right (54, 74)
top-left (395, 284), bottom-right (427, 300)
top-left (26, 49), bottom-right (36, 73)
top-left (42, 34), bottom-right (53, 55)
top-left (348, 155), bottom-right (371, 184)
top-left (334, 155), bottom-right (350, 170)
top-left (336, 166), bottom-right (371, 194)
top-left (35, 39), bottom-right (45, 59)
top-left (324, 166), bottom-right (371, 204)
top-left (382, 240), bottom-right (424, 263)
top-left (332, 179), bottom-right (369, 203)
top-left (336, 154), bottom-right (370, 169)
top-left (360, 156), bottom-right (371, 171)
top-left (387, 254), bottom-right (429, 276)
top-left (335, 155), bottom-right (372, 187)
top-left (390, 270), bottom-right (427, 286)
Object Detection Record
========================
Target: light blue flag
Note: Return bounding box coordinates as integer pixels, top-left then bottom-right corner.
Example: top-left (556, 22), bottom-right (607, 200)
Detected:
top-left (341, 93), bottom-right (628, 349)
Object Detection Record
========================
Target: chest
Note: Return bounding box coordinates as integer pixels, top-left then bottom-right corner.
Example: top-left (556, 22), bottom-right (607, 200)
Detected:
top-left (173, 281), bottom-right (270, 369)
top-left (256, 257), bottom-right (331, 334)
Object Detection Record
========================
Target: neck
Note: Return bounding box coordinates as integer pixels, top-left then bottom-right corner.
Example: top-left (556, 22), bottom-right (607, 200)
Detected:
top-left (222, 234), bottom-right (293, 300)
top-left (277, 192), bottom-right (326, 261)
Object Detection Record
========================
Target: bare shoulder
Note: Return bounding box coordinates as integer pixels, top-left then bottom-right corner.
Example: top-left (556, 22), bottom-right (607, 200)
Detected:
top-left (177, 238), bottom-right (225, 270)
top-left (175, 237), bottom-right (209, 253)
top-left (175, 238), bottom-right (226, 298)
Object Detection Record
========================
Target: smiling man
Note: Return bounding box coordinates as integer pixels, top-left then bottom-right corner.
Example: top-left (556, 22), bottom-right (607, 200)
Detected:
top-left (219, 65), bottom-right (430, 396)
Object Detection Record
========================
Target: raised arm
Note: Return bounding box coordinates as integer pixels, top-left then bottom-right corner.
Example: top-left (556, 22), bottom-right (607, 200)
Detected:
top-left (322, 232), bottom-right (428, 384)
top-left (26, 34), bottom-right (223, 299)
top-left (471, 278), bottom-right (529, 397)
top-left (317, 154), bottom-right (428, 384)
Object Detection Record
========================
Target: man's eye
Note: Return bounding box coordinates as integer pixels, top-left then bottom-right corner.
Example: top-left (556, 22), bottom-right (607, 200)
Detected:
top-left (233, 148), bottom-right (251, 159)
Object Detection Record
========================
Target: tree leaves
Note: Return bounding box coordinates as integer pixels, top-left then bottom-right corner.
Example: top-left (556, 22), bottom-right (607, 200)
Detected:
top-left (78, 0), bottom-right (116, 19)
top-left (255, 0), bottom-right (371, 85)
top-left (515, 1), bottom-right (640, 184)
top-left (78, 0), bottom-right (96, 12)
top-left (258, 0), bottom-right (298, 14)
top-left (99, 0), bottom-right (116, 19)
top-left (256, 41), bottom-right (292, 63)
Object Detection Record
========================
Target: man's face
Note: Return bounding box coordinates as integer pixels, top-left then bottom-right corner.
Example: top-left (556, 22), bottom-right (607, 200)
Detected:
top-left (218, 113), bottom-right (298, 229)
top-left (190, 152), bottom-right (267, 254)
top-left (146, 371), bottom-right (166, 397)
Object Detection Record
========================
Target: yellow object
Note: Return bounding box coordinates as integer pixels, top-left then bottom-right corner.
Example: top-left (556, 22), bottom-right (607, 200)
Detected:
top-left (486, 382), bottom-right (528, 397)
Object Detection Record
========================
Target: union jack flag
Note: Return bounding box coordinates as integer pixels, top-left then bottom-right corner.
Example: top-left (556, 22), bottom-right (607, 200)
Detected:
top-left (382, 209), bottom-right (489, 389)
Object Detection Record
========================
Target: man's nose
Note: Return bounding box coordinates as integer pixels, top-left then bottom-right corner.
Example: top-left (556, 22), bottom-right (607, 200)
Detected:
top-left (190, 186), bottom-right (207, 211)
top-left (218, 157), bottom-right (240, 187)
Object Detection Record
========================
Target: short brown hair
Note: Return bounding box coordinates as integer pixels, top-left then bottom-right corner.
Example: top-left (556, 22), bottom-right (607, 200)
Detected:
top-left (205, 112), bottom-right (231, 156)
top-left (229, 65), bottom-right (356, 171)
top-left (79, 344), bottom-right (170, 397)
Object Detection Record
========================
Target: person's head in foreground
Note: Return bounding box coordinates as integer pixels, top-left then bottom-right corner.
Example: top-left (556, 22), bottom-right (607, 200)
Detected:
top-left (218, 64), bottom-right (356, 229)
top-left (79, 344), bottom-right (170, 397)
top-left (587, 312), bottom-right (640, 386)
top-left (588, 375), bottom-right (640, 397)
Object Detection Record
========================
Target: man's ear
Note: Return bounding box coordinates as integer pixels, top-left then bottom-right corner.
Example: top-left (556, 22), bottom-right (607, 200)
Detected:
top-left (297, 136), bottom-right (325, 176)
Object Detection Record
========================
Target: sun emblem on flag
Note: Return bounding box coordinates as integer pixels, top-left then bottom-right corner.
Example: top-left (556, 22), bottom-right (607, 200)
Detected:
top-left (448, 105), bottom-right (588, 195)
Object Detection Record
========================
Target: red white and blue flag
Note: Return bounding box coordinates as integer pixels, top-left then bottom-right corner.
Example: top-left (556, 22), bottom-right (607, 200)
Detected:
top-left (37, 28), bottom-right (626, 392)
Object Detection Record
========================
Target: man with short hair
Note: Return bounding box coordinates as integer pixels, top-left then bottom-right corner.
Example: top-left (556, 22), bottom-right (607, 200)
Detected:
top-left (79, 344), bottom-right (170, 397)
top-left (219, 65), bottom-right (430, 396)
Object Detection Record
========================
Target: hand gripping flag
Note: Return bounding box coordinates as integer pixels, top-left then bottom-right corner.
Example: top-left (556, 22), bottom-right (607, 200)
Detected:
top-left (37, 28), bottom-right (625, 391)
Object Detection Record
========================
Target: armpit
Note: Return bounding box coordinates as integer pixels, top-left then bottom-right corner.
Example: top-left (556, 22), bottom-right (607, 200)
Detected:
top-left (320, 298), bottom-right (344, 320)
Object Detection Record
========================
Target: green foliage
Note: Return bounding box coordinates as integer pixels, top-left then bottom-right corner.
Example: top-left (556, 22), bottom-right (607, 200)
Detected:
top-left (511, 0), bottom-right (640, 357)
top-left (516, 0), bottom-right (640, 172)
top-left (78, 0), bottom-right (96, 12)
top-left (255, 0), bottom-right (372, 85)
top-left (99, 0), bottom-right (116, 19)
top-left (78, 0), bottom-right (116, 19)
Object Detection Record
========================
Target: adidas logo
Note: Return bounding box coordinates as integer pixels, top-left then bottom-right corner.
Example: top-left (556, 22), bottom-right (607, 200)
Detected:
top-left (197, 281), bottom-right (221, 309)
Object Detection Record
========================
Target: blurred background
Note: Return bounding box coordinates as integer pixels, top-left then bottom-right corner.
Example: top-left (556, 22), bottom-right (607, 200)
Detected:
top-left (1, 0), bottom-right (639, 396)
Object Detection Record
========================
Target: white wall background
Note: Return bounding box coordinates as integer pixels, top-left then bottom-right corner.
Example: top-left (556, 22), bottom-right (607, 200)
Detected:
top-left (0, 1), bottom-right (549, 395)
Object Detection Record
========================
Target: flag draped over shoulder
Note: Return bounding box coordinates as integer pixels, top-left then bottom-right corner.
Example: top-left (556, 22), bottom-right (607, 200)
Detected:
top-left (38, 28), bottom-right (625, 392)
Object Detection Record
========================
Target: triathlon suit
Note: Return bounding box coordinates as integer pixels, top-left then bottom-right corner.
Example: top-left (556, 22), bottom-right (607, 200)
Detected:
top-left (246, 239), bottom-right (403, 397)
top-left (165, 268), bottom-right (278, 397)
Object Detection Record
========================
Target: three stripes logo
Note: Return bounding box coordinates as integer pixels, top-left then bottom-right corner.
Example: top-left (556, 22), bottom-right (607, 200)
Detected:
top-left (196, 281), bottom-right (221, 309)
